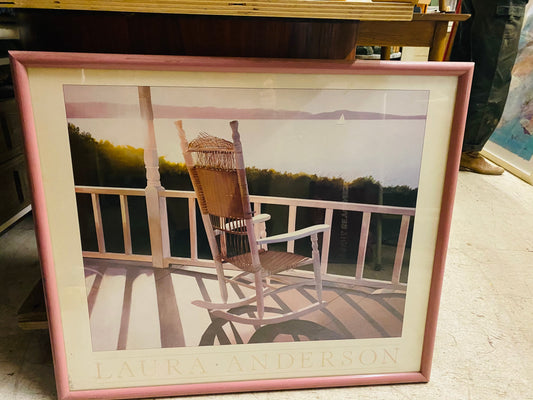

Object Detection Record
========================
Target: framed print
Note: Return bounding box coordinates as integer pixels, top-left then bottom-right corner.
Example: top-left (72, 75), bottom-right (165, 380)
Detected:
top-left (10, 51), bottom-right (473, 400)
top-left (482, 5), bottom-right (533, 185)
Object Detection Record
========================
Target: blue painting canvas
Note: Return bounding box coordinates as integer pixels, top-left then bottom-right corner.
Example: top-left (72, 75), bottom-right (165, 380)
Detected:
top-left (486, 6), bottom-right (533, 182)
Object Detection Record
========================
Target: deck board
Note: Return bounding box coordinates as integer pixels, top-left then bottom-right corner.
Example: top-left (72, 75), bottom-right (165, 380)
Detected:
top-left (88, 266), bottom-right (127, 351)
top-left (154, 269), bottom-right (186, 348)
top-left (125, 268), bottom-right (162, 350)
top-left (170, 271), bottom-right (213, 346)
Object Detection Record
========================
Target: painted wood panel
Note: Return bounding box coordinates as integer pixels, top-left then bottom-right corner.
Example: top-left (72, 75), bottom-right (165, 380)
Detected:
top-left (10, 1), bottom-right (415, 20)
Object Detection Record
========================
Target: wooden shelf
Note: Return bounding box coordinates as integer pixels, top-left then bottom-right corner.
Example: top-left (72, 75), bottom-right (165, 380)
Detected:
top-left (17, 279), bottom-right (48, 330)
top-left (6, 0), bottom-right (417, 21)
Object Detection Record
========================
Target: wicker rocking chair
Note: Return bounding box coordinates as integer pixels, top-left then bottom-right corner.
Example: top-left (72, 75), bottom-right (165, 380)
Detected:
top-left (175, 120), bottom-right (330, 325)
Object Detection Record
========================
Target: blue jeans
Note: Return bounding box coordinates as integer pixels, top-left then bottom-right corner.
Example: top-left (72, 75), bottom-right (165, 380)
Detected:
top-left (450, 0), bottom-right (527, 152)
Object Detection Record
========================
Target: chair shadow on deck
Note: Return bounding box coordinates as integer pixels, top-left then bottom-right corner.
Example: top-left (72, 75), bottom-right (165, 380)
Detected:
top-left (84, 260), bottom-right (405, 351)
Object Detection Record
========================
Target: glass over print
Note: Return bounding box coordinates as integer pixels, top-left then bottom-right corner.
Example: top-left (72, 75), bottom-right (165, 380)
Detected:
top-left (10, 51), bottom-right (472, 400)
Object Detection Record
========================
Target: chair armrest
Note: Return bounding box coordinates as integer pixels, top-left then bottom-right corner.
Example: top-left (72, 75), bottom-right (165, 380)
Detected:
top-left (256, 224), bottom-right (330, 245)
top-left (218, 213), bottom-right (271, 233)
top-left (252, 213), bottom-right (271, 224)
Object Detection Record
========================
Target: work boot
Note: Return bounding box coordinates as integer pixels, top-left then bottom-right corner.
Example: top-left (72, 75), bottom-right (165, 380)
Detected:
top-left (459, 151), bottom-right (504, 175)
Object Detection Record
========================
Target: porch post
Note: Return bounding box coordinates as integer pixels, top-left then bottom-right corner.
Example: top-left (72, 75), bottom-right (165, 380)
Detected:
top-left (138, 86), bottom-right (170, 268)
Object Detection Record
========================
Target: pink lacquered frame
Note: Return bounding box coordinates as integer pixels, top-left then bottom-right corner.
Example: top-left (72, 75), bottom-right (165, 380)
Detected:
top-left (9, 51), bottom-right (473, 400)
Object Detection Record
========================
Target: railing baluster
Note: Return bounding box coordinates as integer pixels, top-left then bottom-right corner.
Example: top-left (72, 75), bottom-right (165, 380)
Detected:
top-left (355, 212), bottom-right (371, 280)
top-left (119, 195), bottom-right (132, 255)
top-left (287, 205), bottom-right (297, 253)
top-left (188, 197), bottom-right (198, 261)
top-left (91, 193), bottom-right (106, 253)
top-left (392, 214), bottom-right (410, 285)
top-left (321, 208), bottom-right (334, 274)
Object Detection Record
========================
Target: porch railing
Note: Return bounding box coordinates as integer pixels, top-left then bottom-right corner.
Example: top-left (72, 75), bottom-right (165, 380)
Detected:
top-left (75, 185), bottom-right (415, 289)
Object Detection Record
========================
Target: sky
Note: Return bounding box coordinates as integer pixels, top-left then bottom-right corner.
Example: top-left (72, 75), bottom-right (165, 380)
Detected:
top-left (63, 85), bottom-right (429, 188)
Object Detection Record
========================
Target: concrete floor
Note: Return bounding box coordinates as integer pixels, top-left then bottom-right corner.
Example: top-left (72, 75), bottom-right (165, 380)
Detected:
top-left (0, 170), bottom-right (531, 400)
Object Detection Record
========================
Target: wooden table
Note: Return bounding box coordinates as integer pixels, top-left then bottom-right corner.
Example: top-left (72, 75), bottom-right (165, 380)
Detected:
top-left (356, 13), bottom-right (470, 61)
top-left (13, 10), bottom-right (468, 62)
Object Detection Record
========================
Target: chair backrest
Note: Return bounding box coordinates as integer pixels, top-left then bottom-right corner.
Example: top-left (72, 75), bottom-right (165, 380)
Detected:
top-left (187, 133), bottom-right (246, 218)
top-left (176, 120), bottom-right (260, 273)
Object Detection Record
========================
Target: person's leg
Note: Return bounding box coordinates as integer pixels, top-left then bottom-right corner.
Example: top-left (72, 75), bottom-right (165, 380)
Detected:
top-left (449, 0), bottom-right (474, 66)
top-left (451, 0), bottom-right (527, 173)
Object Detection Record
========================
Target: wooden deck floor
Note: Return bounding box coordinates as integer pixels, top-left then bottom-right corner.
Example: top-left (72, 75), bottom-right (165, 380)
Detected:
top-left (84, 259), bottom-right (406, 352)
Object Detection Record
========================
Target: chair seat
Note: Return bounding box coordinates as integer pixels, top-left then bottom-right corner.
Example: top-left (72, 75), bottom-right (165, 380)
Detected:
top-left (226, 250), bottom-right (311, 274)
